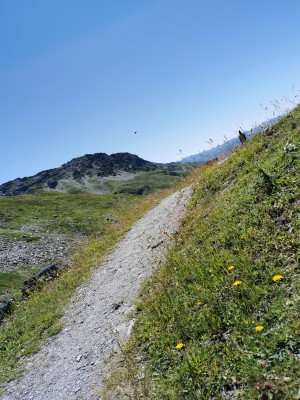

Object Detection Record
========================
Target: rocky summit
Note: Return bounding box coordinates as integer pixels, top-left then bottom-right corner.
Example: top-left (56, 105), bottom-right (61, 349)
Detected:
top-left (0, 152), bottom-right (161, 196)
top-left (0, 153), bottom-right (158, 195)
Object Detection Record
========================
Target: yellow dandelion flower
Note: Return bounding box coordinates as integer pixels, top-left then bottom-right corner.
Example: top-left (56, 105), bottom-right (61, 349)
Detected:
top-left (228, 266), bottom-right (235, 271)
top-left (197, 301), bottom-right (202, 305)
top-left (233, 280), bottom-right (242, 286)
top-left (272, 275), bottom-right (284, 282)
top-left (175, 341), bottom-right (184, 349)
top-left (255, 326), bottom-right (264, 332)
top-left (168, 235), bottom-right (173, 240)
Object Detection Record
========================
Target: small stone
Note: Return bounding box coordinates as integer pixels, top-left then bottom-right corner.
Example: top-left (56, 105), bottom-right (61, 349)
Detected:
top-left (76, 354), bottom-right (82, 362)
top-left (112, 303), bottom-right (122, 311)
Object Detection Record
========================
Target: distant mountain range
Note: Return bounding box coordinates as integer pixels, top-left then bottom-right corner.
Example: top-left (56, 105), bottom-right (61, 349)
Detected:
top-left (179, 116), bottom-right (281, 164)
top-left (0, 152), bottom-right (187, 196)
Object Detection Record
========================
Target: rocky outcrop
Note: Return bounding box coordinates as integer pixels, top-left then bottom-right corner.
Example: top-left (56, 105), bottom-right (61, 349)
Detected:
top-left (0, 152), bottom-right (160, 196)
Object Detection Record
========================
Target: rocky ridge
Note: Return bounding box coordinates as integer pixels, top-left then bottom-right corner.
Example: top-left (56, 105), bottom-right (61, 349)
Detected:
top-left (0, 152), bottom-right (162, 196)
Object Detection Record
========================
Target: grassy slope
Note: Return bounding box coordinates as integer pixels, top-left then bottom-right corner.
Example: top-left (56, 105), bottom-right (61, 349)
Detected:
top-left (44, 169), bottom-right (186, 195)
top-left (0, 273), bottom-right (27, 296)
top-left (105, 169), bottom-right (188, 195)
top-left (110, 107), bottom-right (300, 399)
top-left (0, 183), bottom-right (189, 385)
top-left (0, 192), bottom-right (138, 237)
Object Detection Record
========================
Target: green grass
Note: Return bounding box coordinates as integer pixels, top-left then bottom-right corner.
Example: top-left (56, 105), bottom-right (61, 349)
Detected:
top-left (0, 273), bottom-right (27, 297)
top-left (0, 192), bottom-right (132, 235)
top-left (0, 230), bottom-right (40, 242)
top-left (106, 106), bottom-right (300, 399)
top-left (105, 168), bottom-right (192, 195)
top-left (0, 182), bottom-right (191, 386)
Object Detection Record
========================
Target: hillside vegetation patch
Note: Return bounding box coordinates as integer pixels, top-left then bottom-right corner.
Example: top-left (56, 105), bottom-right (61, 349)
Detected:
top-left (106, 106), bottom-right (300, 399)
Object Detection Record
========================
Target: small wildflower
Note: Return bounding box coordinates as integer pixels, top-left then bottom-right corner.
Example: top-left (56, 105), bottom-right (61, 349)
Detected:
top-left (272, 274), bottom-right (284, 282)
top-left (260, 360), bottom-right (268, 366)
top-left (233, 280), bottom-right (242, 286)
top-left (168, 235), bottom-right (173, 240)
top-left (263, 381), bottom-right (272, 389)
top-left (255, 325), bottom-right (264, 332)
top-left (176, 341), bottom-right (184, 349)
top-left (228, 265), bottom-right (235, 271)
top-left (197, 301), bottom-right (202, 306)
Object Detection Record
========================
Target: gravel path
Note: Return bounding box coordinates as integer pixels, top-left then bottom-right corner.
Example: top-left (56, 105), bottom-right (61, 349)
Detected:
top-left (2, 187), bottom-right (192, 400)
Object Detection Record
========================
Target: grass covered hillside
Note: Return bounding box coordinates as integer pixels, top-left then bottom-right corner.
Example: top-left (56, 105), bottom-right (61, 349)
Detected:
top-left (109, 106), bottom-right (300, 399)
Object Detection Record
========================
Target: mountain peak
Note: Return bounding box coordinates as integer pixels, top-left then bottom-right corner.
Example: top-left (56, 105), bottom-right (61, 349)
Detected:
top-left (0, 152), bottom-right (159, 196)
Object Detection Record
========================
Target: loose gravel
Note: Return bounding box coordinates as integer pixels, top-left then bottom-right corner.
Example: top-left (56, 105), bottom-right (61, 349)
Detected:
top-left (0, 226), bottom-right (82, 275)
top-left (1, 187), bottom-right (192, 400)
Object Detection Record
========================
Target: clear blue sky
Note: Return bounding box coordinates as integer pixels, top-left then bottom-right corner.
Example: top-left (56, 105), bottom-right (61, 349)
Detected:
top-left (1, 0), bottom-right (300, 184)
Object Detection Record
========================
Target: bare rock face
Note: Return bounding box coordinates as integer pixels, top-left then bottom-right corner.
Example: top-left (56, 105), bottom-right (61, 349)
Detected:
top-left (0, 299), bottom-right (13, 322)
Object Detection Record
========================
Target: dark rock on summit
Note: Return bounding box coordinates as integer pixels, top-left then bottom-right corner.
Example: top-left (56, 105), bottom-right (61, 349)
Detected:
top-left (0, 152), bottom-right (160, 196)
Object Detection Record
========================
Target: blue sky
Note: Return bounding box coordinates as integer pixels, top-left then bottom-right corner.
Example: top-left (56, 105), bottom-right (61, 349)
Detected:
top-left (1, 0), bottom-right (300, 184)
